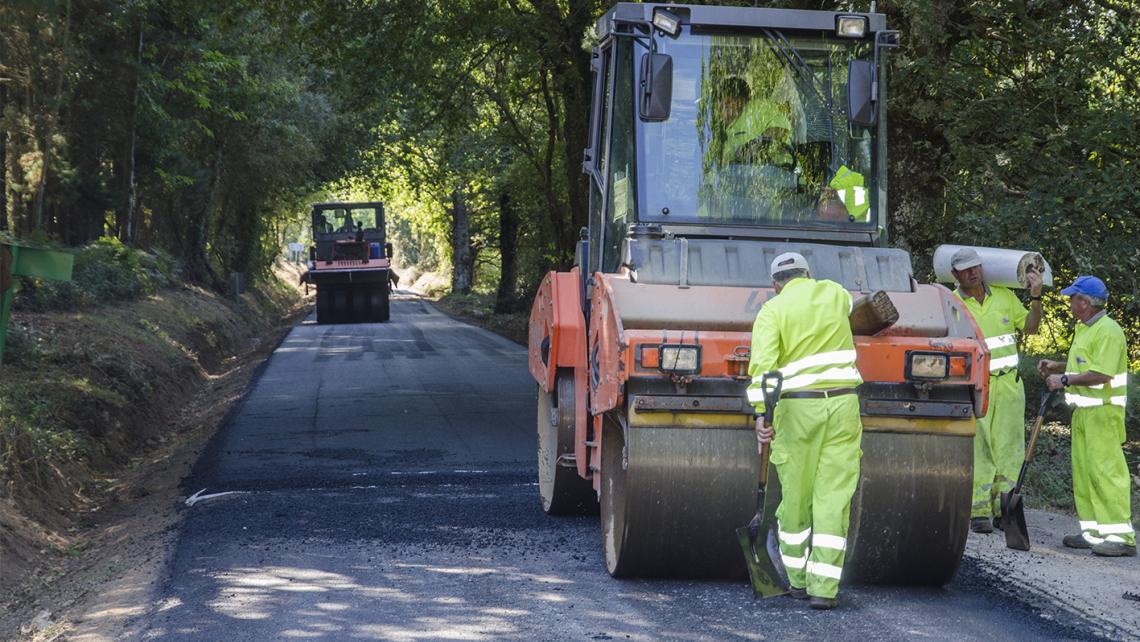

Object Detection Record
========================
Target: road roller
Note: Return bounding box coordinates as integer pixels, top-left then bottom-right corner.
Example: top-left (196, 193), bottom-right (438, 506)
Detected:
top-left (528, 3), bottom-right (992, 585)
top-left (303, 202), bottom-right (392, 324)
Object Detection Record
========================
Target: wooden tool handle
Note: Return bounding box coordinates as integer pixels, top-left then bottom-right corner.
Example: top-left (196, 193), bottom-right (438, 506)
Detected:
top-left (759, 441), bottom-right (770, 487)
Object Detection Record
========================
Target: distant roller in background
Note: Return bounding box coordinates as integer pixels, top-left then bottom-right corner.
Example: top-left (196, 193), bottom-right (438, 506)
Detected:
top-left (933, 245), bottom-right (1053, 290)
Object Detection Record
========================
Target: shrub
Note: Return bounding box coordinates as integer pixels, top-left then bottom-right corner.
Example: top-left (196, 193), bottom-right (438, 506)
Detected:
top-left (15, 238), bottom-right (180, 311)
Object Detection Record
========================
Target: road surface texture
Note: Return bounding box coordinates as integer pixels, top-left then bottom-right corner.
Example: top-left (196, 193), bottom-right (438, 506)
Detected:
top-left (126, 293), bottom-right (1114, 641)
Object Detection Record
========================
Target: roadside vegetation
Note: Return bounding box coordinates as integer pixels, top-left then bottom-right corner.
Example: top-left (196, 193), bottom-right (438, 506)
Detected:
top-left (0, 241), bottom-right (304, 613)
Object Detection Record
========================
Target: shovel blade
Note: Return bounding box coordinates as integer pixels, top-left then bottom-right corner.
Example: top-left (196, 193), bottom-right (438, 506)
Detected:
top-left (736, 525), bottom-right (788, 598)
top-left (1000, 490), bottom-right (1030, 551)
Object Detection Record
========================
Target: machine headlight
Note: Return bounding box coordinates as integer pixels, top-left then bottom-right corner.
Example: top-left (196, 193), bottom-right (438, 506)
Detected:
top-left (906, 351), bottom-right (948, 380)
top-left (835, 15), bottom-right (868, 39)
top-left (653, 8), bottom-right (682, 37)
top-left (660, 344), bottom-right (701, 375)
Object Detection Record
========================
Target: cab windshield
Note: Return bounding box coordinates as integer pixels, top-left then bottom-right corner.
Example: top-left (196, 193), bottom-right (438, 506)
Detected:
top-left (635, 29), bottom-right (876, 227)
top-left (313, 207), bottom-right (381, 235)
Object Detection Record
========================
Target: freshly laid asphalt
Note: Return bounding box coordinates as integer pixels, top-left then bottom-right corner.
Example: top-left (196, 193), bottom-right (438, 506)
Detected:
top-left (131, 293), bottom-right (1120, 641)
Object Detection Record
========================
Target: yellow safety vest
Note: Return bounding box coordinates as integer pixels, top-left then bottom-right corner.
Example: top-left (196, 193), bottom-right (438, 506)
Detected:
top-left (955, 285), bottom-right (1027, 376)
top-left (1065, 313), bottom-right (1128, 411)
top-left (747, 277), bottom-right (863, 413)
top-left (828, 166), bottom-right (869, 222)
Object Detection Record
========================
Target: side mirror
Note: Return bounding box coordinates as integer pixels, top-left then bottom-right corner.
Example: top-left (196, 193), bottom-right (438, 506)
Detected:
top-left (384, 242), bottom-right (393, 259)
top-left (847, 59), bottom-right (875, 127)
top-left (639, 53), bottom-right (673, 122)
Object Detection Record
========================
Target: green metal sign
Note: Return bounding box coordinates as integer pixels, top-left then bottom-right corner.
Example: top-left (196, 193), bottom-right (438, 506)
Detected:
top-left (0, 243), bottom-right (75, 364)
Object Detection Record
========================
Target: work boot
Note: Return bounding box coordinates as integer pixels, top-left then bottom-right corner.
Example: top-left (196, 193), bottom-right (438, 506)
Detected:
top-left (1092, 541), bottom-right (1137, 557)
top-left (1062, 533), bottom-right (1093, 549)
top-left (970, 517), bottom-right (993, 534)
top-left (809, 596), bottom-right (837, 610)
top-left (992, 516), bottom-right (1003, 532)
top-left (787, 586), bottom-right (807, 600)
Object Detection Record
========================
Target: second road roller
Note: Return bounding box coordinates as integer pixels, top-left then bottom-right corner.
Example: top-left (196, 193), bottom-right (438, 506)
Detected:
top-left (528, 3), bottom-right (991, 584)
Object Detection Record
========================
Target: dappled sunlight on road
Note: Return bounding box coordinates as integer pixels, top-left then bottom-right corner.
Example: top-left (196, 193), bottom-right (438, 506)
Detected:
top-left (142, 556), bottom-right (666, 640)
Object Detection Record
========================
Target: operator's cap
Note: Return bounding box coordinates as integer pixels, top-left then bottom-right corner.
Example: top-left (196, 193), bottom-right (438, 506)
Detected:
top-left (770, 252), bottom-right (810, 276)
top-left (950, 247), bottom-right (983, 271)
top-left (1060, 275), bottom-right (1108, 300)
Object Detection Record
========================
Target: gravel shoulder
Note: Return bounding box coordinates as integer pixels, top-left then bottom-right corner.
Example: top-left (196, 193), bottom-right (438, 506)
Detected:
top-left (965, 508), bottom-right (1140, 641)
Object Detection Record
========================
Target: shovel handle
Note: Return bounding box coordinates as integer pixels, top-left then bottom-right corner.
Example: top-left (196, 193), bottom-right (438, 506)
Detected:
top-left (759, 441), bottom-right (770, 486)
top-left (1012, 390), bottom-right (1056, 494)
top-left (756, 371), bottom-right (782, 489)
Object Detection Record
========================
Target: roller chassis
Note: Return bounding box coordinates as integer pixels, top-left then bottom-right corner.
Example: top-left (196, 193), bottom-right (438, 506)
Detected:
top-left (527, 3), bottom-right (989, 585)
top-left (304, 202), bottom-right (392, 324)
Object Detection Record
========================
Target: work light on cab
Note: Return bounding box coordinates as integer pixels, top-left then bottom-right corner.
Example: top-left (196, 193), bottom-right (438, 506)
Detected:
top-left (835, 15), bottom-right (868, 38)
top-left (652, 8), bottom-right (682, 37)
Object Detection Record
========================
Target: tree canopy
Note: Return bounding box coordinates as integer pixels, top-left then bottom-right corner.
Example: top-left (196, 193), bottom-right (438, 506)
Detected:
top-left (2, 0), bottom-right (1138, 345)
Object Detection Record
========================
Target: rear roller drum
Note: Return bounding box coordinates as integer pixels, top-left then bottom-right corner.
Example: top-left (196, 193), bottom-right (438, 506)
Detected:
top-left (316, 288), bottom-right (330, 324)
top-left (333, 287), bottom-right (349, 324)
top-left (537, 372), bottom-right (597, 515)
top-left (600, 409), bottom-right (757, 578)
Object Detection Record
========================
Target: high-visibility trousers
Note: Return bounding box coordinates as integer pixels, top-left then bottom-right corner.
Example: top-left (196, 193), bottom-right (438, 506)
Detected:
top-left (972, 372), bottom-right (1026, 518)
top-left (770, 394), bottom-right (863, 599)
top-left (1072, 405), bottom-right (1136, 546)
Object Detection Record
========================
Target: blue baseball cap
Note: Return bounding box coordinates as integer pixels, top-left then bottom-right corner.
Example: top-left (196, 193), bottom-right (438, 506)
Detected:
top-left (1060, 275), bottom-right (1108, 299)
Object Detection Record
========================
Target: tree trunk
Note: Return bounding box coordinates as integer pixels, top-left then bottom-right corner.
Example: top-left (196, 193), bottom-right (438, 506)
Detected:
top-left (495, 192), bottom-right (518, 313)
top-left (119, 16), bottom-right (144, 244)
top-left (450, 188), bottom-right (473, 294)
top-left (557, 0), bottom-right (595, 262)
top-left (0, 36), bottom-right (7, 232)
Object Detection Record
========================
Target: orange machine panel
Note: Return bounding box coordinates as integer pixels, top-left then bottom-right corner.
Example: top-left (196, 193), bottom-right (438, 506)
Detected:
top-left (528, 269), bottom-right (587, 393)
top-left (589, 274), bottom-right (627, 414)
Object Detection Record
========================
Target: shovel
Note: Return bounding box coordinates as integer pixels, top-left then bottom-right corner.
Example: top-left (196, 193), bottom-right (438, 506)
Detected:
top-left (1000, 390), bottom-right (1057, 551)
top-left (736, 371), bottom-right (788, 597)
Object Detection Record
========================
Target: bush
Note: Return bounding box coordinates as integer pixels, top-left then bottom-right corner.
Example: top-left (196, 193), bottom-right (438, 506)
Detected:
top-left (15, 238), bottom-right (180, 312)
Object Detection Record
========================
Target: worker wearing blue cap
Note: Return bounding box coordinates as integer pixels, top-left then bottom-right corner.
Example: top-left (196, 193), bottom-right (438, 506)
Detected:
top-left (1038, 276), bottom-right (1135, 557)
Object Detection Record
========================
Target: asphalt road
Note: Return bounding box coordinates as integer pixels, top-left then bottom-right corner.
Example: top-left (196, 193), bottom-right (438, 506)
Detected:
top-left (139, 293), bottom-right (1105, 641)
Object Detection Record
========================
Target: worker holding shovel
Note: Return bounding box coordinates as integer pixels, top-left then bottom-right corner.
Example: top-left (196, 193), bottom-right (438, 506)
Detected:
top-left (950, 248), bottom-right (1043, 534)
top-left (746, 252), bottom-right (864, 610)
top-left (1038, 275), bottom-right (1135, 557)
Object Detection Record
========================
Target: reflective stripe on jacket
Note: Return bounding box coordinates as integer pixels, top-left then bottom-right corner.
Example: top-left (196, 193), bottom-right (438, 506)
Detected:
top-left (747, 278), bottom-right (863, 413)
top-left (1066, 314), bottom-right (1128, 410)
top-left (954, 285), bottom-right (1028, 376)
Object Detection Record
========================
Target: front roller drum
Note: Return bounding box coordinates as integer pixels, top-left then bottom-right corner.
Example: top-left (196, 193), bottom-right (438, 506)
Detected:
top-left (598, 413), bottom-right (972, 585)
top-left (537, 371), bottom-right (597, 515)
top-left (844, 431), bottom-right (972, 585)
top-left (314, 283), bottom-right (390, 324)
top-left (600, 411), bottom-right (758, 578)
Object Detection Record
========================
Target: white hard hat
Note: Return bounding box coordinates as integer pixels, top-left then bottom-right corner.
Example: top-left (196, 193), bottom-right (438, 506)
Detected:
top-left (770, 252), bottom-right (809, 276)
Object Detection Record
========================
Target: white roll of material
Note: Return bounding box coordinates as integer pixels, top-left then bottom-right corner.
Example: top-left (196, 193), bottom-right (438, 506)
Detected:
top-left (933, 245), bottom-right (1053, 290)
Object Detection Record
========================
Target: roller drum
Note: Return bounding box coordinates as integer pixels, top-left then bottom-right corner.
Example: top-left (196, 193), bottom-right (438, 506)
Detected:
top-left (601, 413), bottom-right (758, 578)
top-left (599, 413), bottom-right (971, 585)
top-left (845, 431), bottom-right (972, 585)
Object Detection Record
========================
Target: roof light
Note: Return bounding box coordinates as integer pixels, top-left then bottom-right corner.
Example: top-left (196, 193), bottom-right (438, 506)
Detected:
top-left (835, 15), bottom-right (868, 39)
top-left (652, 8), bottom-right (681, 37)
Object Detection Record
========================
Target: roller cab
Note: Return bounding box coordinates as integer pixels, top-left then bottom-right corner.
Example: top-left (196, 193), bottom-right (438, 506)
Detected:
top-left (528, 3), bottom-right (986, 584)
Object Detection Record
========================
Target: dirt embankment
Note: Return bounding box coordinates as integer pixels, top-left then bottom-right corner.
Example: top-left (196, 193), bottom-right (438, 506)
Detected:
top-left (0, 263), bottom-right (308, 639)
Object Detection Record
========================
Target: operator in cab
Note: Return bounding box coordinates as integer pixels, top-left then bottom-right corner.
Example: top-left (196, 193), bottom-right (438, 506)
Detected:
top-left (949, 248), bottom-right (1042, 535)
top-left (746, 252), bottom-right (864, 610)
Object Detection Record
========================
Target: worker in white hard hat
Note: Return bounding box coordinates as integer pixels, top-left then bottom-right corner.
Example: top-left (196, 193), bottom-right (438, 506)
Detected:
top-left (949, 247), bottom-right (1043, 534)
top-left (746, 252), bottom-right (864, 610)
